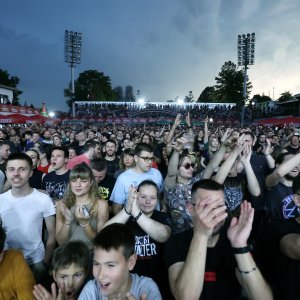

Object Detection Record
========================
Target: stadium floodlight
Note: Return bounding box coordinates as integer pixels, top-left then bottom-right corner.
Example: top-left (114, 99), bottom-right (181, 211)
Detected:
top-left (138, 98), bottom-right (145, 105)
top-left (237, 32), bottom-right (256, 127)
top-left (64, 30), bottom-right (82, 117)
top-left (177, 98), bottom-right (184, 105)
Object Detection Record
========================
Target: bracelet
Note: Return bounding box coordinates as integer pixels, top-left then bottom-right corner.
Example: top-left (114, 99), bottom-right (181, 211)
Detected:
top-left (187, 125), bottom-right (192, 129)
top-left (133, 210), bottom-right (143, 222)
top-left (237, 266), bottom-right (257, 274)
top-left (64, 222), bottom-right (71, 225)
top-left (79, 221), bottom-right (89, 228)
top-left (232, 245), bottom-right (252, 254)
top-left (123, 207), bottom-right (131, 215)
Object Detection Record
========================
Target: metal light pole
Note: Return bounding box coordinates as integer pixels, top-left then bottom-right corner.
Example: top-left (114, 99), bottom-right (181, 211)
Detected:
top-left (237, 33), bottom-right (255, 127)
top-left (136, 90), bottom-right (140, 103)
top-left (64, 30), bottom-right (82, 117)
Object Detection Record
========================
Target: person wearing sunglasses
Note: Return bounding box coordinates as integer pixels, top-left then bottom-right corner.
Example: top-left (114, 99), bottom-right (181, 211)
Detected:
top-left (164, 136), bottom-right (202, 234)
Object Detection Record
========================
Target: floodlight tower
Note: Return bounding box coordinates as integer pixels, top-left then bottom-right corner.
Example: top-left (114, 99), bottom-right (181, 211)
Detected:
top-left (64, 30), bottom-right (82, 117)
top-left (237, 33), bottom-right (255, 127)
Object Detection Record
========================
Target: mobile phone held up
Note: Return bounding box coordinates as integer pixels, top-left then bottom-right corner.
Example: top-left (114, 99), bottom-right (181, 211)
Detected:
top-left (82, 205), bottom-right (90, 217)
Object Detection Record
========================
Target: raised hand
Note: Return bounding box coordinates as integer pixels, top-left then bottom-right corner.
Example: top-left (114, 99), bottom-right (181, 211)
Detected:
top-left (58, 202), bottom-right (72, 224)
top-left (74, 205), bottom-right (95, 225)
top-left (126, 185), bottom-right (138, 215)
top-left (193, 195), bottom-right (228, 238)
top-left (33, 282), bottom-right (64, 300)
top-left (240, 144), bottom-right (252, 165)
top-left (227, 201), bottom-right (254, 248)
top-left (174, 113), bottom-right (182, 126)
top-left (185, 112), bottom-right (191, 127)
top-left (172, 137), bottom-right (188, 152)
top-left (262, 138), bottom-right (273, 155)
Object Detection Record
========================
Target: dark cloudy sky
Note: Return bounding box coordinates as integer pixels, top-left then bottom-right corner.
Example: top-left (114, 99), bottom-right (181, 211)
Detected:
top-left (1, 0), bottom-right (299, 111)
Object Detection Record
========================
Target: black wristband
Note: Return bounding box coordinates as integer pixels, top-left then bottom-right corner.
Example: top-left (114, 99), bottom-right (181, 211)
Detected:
top-left (187, 125), bottom-right (192, 128)
top-left (133, 210), bottom-right (143, 222)
top-left (232, 245), bottom-right (252, 254)
top-left (123, 207), bottom-right (131, 215)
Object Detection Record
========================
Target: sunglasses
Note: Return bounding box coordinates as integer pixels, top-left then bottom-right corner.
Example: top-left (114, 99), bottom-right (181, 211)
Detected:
top-left (180, 163), bottom-right (196, 170)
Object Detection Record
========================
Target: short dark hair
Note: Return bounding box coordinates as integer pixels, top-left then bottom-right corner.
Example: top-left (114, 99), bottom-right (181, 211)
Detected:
top-left (25, 130), bottom-right (33, 137)
top-left (52, 241), bottom-right (90, 272)
top-left (242, 131), bottom-right (255, 141)
top-left (6, 153), bottom-right (33, 169)
top-left (91, 158), bottom-right (107, 172)
top-left (94, 223), bottom-right (134, 260)
top-left (84, 140), bottom-right (97, 152)
top-left (0, 140), bottom-right (9, 148)
top-left (191, 179), bottom-right (224, 199)
top-left (51, 146), bottom-right (69, 158)
top-left (26, 148), bottom-right (40, 160)
top-left (0, 129), bottom-right (7, 136)
top-left (137, 180), bottom-right (159, 197)
top-left (134, 143), bottom-right (153, 156)
top-left (105, 139), bottom-right (117, 147)
top-left (0, 226), bottom-right (6, 252)
top-left (275, 152), bottom-right (291, 165)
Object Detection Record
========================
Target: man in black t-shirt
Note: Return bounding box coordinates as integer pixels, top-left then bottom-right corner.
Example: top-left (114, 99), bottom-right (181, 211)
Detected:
top-left (104, 139), bottom-right (120, 177)
top-left (165, 179), bottom-right (272, 300)
top-left (42, 147), bottom-right (70, 202)
top-left (285, 134), bottom-right (300, 154)
top-left (258, 216), bottom-right (300, 300)
top-left (266, 152), bottom-right (300, 220)
top-left (91, 158), bottom-right (116, 202)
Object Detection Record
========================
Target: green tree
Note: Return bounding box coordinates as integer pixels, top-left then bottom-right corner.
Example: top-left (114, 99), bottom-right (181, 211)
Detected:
top-left (0, 69), bottom-right (22, 105)
top-left (251, 94), bottom-right (272, 103)
top-left (64, 70), bottom-right (117, 108)
top-left (278, 91), bottom-right (293, 102)
top-left (214, 61), bottom-right (252, 106)
top-left (197, 86), bottom-right (216, 102)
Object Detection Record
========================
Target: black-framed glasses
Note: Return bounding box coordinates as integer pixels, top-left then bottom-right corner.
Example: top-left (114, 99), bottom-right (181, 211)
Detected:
top-left (137, 155), bottom-right (155, 163)
top-left (180, 163), bottom-right (196, 170)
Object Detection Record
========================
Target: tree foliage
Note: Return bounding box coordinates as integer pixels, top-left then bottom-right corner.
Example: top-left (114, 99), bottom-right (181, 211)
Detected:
top-left (197, 86), bottom-right (216, 102)
top-left (197, 61), bottom-right (252, 106)
top-left (0, 68), bottom-right (22, 105)
top-left (278, 91), bottom-right (293, 102)
top-left (64, 70), bottom-right (116, 107)
top-left (252, 94), bottom-right (272, 103)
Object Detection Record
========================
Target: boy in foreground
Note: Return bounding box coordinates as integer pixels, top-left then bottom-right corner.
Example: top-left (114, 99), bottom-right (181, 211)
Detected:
top-left (78, 223), bottom-right (162, 300)
top-left (33, 241), bottom-right (90, 300)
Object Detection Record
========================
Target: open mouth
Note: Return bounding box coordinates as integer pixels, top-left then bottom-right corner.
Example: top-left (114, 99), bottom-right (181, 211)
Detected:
top-left (65, 290), bottom-right (75, 299)
top-left (100, 282), bottom-right (111, 289)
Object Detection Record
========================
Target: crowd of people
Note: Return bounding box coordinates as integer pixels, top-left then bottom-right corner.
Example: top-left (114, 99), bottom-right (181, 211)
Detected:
top-left (74, 102), bottom-right (241, 123)
top-left (1, 110), bottom-right (300, 299)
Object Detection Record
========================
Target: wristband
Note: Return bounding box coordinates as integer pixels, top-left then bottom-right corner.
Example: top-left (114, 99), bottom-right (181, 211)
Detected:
top-left (133, 210), bottom-right (143, 222)
top-left (232, 245), bottom-right (252, 254)
top-left (237, 266), bottom-right (257, 274)
top-left (187, 125), bottom-right (192, 128)
top-left (123, 207), bottom-right (131, 215)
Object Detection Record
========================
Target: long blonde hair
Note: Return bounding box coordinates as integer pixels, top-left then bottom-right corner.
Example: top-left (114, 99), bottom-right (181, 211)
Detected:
top-left (63, 163), bottom-right (99, 211)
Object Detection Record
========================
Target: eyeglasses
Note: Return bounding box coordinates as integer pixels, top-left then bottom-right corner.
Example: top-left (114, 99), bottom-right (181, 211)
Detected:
top-left (180, 163), bottom-right (196, 170)
top-left (137, 155), bottom-right (155, 163)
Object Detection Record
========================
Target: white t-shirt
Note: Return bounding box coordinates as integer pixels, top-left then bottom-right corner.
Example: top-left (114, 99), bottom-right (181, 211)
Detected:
top-left (0, 188), bottom-right (56, 264)
top-left (110, 168), bottom-right (163, 206)
top-left (0, 170), bottom-right (5, 194)
top-left (78, 273), bottom-right (162, 300)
